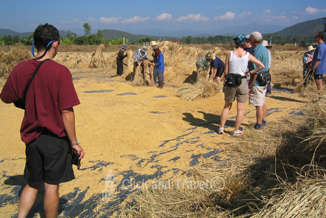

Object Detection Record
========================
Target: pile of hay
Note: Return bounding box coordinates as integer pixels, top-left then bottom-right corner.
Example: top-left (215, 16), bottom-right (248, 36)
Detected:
top-left (175, 77), bottom-right (220, 101)
top-left (88, 44), bottom-right (106, 68)
top-left (0, 49), bottom-right (32, 78)
top-left (131, 60), bottom-right (153, 86)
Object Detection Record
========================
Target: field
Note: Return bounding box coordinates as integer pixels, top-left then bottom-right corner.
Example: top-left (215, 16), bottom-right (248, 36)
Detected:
top-left (1, 43), bottom-right (325, 217)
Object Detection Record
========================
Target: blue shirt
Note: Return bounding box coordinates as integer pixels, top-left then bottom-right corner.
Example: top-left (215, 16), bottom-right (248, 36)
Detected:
top-left (312, 42), bottom-right (326, 75)
top-left (250, 44), bottom-right (270, 86)
top-left (154, 51), bottom-right (164, 72)
top-left (210, 56), bottom-right (225, 69)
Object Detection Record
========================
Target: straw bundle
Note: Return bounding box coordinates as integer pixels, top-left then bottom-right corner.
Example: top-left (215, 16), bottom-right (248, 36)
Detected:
top-left (88, 44), bottom-right (106, 68)
top-left (0, 49), bottom-right (32, 78)
top-left (253, 178), bottom-right (326, 217)
top-left (131, 60), bottom-right (153, 86)
top-left (176, 78), bottom-right (220, 101)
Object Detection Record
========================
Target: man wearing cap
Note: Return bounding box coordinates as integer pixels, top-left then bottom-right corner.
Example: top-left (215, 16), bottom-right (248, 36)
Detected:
top-left (133, 46), bottom-right (148, 72)
top-left (262, 40), bottom-right (272, 95)
top-left (302, 45), bottom-right (315, 79)
top-left (311, 32), bottom-right (326, 93)
top-left (248, 31), bottom-right (270, 130)
top-left (117, 45), bottom-right (128, 76)
top-left (206, 52), bottom-right (225, 87)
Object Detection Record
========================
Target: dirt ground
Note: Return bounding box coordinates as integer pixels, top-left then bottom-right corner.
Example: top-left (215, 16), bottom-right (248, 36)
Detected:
top-left (0, 48), bottom-right (309, 217)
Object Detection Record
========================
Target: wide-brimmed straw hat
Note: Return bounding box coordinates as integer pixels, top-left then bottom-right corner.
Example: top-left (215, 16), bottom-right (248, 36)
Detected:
top-left (306, 45), bottom-right (315, 52)
top-left (262, 40), bottom-right (272, 48)
top-left (151, 41), bottom-right (158, 47)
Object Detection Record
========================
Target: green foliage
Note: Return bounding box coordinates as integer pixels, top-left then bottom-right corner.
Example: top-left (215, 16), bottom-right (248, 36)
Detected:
top-left (109, 37), bottom-right (129, 45)
top-left (178, 34), bottom-right (315, 45)
top-left (74, 36), bottom-right (88, 45)
top-left (87, 34), bottom-right (102, 45)
top-left (21, 35), bottom-right (33, 46)
top-left (0, 35), bottom-right (20, 45)
top-left (97, 30), bottom-right (103, 39)
top-left (61, 37), bottom-right (74, 45)
top-left (73, 34), bottom-right (103, 45)
top-left (83, 23), bottom-right (91, 36)
top-left (66, 30), bottom-right (77, 40)
top-left (136, 37), bottom-right (152, 44)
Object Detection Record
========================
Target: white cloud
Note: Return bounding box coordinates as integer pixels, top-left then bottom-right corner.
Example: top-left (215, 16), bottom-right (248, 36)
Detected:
top-left (292, 16), bottom-right (299, 19)
top-left (214, 12), bottom-right (235, 21)
top-left (60, 19), bottom-right (83, 24)
top-left (88, 17), bottom-right (96, 22)
top-left (122, 16), bottom-right (150, 23)
top-left (156, 13), bottom-right (172, 21)
top-left (264, 9), bottom-right (271, 14)
top-left (238, 12), bottom-right (251, 19)
top-left (177, 14), bottom-right (209, 22)
top-left (305, 7), bottom-right (326, 14)
top-left (99, 17), bottom-right (121, 23)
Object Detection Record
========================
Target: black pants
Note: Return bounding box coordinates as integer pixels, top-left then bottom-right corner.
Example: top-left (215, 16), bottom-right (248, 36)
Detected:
top-left (117, 59), bottom-right (123, 76)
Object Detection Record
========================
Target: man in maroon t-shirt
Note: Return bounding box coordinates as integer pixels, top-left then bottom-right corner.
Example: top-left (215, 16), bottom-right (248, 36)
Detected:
top-left (0, 24), bottom-right (85, 218)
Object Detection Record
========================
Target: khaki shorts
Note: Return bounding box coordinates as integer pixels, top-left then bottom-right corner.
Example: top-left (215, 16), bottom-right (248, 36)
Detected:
top-left (223, 78), bottom-right (249, 103)
top-left (249, 86), bottom-right (266, 106)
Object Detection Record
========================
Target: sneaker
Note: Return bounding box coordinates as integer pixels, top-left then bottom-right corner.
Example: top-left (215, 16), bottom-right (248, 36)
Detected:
top-left (218, 127), bottom-right (224, 134)
top-left (262, 120), bottom-right (267, 126)
top-left (254, 124), bottom-right (262, 130)
top-left (233, 130), bottom-right (243, 137)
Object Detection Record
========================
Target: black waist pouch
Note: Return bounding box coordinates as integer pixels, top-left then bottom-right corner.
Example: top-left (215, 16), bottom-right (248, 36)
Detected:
top-left (225, 74), bottom-right (245, 87)
top-left (256, 70), bottom-right (271, 86)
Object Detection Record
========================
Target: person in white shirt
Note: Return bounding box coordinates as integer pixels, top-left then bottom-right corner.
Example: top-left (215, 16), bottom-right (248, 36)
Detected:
top-left (218, 35), bottom-right (264, 137)
top-left (133, 46), bottom-right (148, 72)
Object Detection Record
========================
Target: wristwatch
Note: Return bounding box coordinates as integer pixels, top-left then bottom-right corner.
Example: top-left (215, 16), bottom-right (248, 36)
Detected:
top-left (71, 140), bottom-right (79, 146)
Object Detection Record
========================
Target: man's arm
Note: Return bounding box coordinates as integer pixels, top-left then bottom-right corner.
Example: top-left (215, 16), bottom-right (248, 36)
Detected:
top-left (313, 59), bottom-right (321, 70)
top-left (61, 107), bottom-right (85, 158)
top-left (211, 68), bottom-right (217, 79)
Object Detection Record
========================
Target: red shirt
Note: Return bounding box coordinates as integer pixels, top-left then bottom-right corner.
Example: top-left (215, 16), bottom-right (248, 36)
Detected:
top-left (0, 59), bottom-right (80, 144)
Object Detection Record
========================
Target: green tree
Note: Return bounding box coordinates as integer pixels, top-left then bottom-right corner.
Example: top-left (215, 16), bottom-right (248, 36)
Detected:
top-left (136, 37), bottom-right (152, 44)
top-left (21, 35), bottom-right (33, 46)
top-left (74, 36), bottom-right (88, 45)
top-left (97, 30), bottom-right (103, 39)
top-left (109, 37), bottom-right (129, 45)
top-left (83, 23), bottom-right (91, 36)
top-left (66, 30), bottom-right (77, 40)
top-left (87, 34), bottom-right (102, 45)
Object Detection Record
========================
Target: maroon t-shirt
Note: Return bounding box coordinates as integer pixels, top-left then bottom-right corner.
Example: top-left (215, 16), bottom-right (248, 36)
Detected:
top-left (0, 59), bottom-right (80, 145)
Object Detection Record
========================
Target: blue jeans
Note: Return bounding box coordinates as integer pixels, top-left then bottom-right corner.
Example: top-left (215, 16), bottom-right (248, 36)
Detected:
top-left (153, 67), bottom-right (165, 85)
top-left (153, 67), bottom-right (158, 85)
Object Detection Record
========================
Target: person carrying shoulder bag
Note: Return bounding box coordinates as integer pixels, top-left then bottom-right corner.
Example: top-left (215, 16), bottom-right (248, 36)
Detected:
top-left (218, 34), bottom-right (264, 137)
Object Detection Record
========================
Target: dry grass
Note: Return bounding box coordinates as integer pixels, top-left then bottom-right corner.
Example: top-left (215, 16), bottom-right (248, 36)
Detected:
top-left (1, 44), bottom-right (325, 217)
top-left (0, 49), bottom-right (32, 78)
top-left (175, 77), bottom-right (221, 101)
top-left (119, 90), bottom-right (326, 217)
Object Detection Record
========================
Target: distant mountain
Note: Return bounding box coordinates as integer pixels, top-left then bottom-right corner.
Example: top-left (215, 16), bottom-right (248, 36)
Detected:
top-left (273, 17), bottom-right (325, 37)
top-left (211, 23), bottom-right (285, 36)
top-left (101, 29), bottom-right (175, 41)
top-left (0, 29), bottom-right (67, 39)
top-left (0, 29), bottom-right (33, 38)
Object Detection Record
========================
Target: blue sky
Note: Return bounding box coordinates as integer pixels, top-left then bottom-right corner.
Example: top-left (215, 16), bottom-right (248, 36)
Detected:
top-left (1, 0), bottom-right (326, 35)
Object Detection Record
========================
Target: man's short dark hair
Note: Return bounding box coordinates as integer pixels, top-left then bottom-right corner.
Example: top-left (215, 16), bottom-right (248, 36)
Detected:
top-left (316, 32), bottom-right (324, 40)
top-left (33, 23), bottom-right (59, 51)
